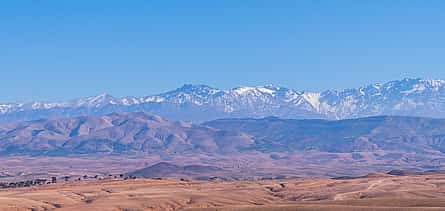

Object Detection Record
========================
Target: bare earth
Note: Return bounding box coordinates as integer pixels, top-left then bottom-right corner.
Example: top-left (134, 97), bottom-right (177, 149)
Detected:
top-left (0, 154), bottom-right (418, 182)
top-left (1, 173), bottom-right (445, 211)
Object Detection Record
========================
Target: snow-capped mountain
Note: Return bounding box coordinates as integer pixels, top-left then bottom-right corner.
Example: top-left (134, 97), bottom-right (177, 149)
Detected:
top-left (2, 78), bottom-right (445, 123)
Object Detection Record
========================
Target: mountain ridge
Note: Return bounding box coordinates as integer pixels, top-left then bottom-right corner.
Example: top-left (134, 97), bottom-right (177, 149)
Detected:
top-left (2, 78), bottom-right (445, 122)
top-left (0, 112), bottom-right (253, 155)
top-left (2, 112), bottom-right (445, 176)
top-left (2, 112), bottom-right (445, 156)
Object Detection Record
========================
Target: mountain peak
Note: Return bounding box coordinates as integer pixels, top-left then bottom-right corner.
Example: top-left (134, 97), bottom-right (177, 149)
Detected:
top-left (175, 84), bottom-right (220, 94)
top-left (231, 85), bottom-right (281, 96)
top-left (93, 93), bottom-right (114, 100)
top-left (2, 78), bottom-right (445, 123)
top-left (179, 84), bottom-right (213, 89)
top-left (74, 93), bottom-right (118, 107)
top-left (261, 84), bottom-right (286, 91)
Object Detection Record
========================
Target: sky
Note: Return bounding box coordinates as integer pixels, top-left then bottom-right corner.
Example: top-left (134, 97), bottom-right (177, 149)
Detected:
top-left (2, 0), bottom-right (445, 102)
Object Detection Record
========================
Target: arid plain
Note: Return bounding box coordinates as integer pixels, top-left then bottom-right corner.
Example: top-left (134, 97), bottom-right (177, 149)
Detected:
top-left (1, 173), bottom-right (445, 211)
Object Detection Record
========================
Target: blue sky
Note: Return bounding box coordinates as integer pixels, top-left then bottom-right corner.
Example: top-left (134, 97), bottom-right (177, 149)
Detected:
top-left (2, 0), bottom-right (445, 102)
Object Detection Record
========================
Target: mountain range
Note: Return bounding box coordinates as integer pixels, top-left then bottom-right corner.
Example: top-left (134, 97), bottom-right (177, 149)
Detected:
top-left (0, 112), bottom-right (252, 155)
top-left (2, 111), bottom-right (445, 159)
top-left (205, 116), bottom-right (445, 155)
top-left (2, 78), bottom-right (445, 123)
top-left (2, 112), bottom-right (445, 177)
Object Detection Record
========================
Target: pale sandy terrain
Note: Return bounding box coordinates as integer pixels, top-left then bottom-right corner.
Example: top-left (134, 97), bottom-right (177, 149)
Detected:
top-left (1, 173), bottom-right (445, 211)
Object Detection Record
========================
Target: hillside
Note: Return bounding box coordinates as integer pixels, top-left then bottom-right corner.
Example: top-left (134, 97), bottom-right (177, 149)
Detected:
top-left (2, 113), bottom-right (445, 179)
top-left (129, 162), bottom-right (226, 179)
top-left (3, 113), bottom-right (445, 157)
top-left (204, 115), bottom-right (445, 154)
top-left (2, 112), bottom-right (445, 158)
top-left (0, 112), bottom-right (252, 155)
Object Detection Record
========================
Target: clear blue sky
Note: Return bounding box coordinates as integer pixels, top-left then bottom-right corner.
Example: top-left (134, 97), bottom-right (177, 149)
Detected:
top-left (2, 0), bottom-right (445, 102)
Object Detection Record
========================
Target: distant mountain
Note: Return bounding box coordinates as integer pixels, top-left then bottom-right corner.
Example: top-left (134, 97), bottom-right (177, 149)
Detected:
top-left (3, 112), bottom-right (445, 175)
top-left (204, 116), bottom-right (445, 154)
top-left (2, 112), bottom-right (445, 159)
top-left (0, 112), bottom-right (253, 155)
top-left (3, 78), bottom-right (445, 122)
top-left (129, 162), bottom-right (225, 179)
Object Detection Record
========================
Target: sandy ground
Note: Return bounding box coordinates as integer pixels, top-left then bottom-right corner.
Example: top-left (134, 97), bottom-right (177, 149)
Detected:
top-left (0, 173), bottom-right (445, 211)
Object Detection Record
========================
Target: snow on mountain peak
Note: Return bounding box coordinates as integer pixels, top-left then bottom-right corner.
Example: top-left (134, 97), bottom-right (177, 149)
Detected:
top-left (2, 78), bottom-right (445, 122)
top-left (0, 104), bottom-right (15, 114)
top-left (176, 84), bottom-right (220, 94)
top-left (87, 93), bottom-right (113, 104)
top-left (232, 85), bottom-right (279, 96)
top-left (29, 102), bottom-right (64, 110)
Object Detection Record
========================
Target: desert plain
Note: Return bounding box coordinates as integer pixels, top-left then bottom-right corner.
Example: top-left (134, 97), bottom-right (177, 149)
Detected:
top-left (1, 172), bottom-right (445, 211)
